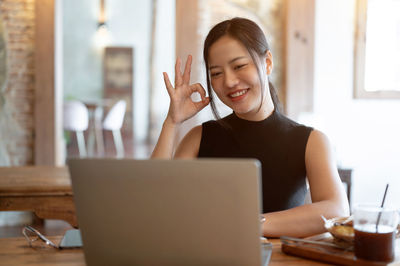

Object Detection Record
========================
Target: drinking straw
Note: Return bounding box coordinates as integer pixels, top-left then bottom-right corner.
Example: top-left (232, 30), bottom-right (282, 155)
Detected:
top-left (375, 183), bottom-right (389, 232)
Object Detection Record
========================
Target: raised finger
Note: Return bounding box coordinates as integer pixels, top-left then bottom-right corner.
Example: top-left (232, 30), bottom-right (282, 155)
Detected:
top-left (163, 72), bottom-right (174, 96)
top-left (182, 55), bottom-right (192, 85)
top-left (175, 58), bottom-right (183, 86)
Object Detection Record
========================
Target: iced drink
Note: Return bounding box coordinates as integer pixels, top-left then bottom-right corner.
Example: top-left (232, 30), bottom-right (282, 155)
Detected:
top-left (354, 224), bottom-right (395, 262)
top-left (354, 205), bottom-right (399, 263)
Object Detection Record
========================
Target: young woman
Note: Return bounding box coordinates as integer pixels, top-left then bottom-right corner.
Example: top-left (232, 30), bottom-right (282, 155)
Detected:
top-left (152, 17), bottom-right (349, 237)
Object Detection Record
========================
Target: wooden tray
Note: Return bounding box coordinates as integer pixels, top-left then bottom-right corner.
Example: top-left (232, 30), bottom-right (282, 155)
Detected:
top-left (281, 233), bottom-right (399, 266)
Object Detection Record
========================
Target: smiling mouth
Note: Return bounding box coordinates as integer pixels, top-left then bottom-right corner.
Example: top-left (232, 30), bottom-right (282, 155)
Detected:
top-left (229, 89), bottom-right (248, 98)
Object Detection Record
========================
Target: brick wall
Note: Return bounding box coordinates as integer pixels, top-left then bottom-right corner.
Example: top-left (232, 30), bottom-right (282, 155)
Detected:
top-left (0, 0), bottom-right (35, 166)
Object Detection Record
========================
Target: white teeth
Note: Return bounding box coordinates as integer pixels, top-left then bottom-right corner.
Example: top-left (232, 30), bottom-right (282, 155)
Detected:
top-left (230, 90), bottom-right (247, 98)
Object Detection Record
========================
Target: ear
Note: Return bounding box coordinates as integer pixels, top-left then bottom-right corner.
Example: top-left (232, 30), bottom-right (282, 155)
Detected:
top-left (265, 50), bottom-right (273, 75)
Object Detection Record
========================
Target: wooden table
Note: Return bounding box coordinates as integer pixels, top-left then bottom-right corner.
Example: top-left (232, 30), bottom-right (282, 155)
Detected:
top-left (0, 166), bottom-right (77, 228)
top-left (0, 237), bottom-right (327, 266)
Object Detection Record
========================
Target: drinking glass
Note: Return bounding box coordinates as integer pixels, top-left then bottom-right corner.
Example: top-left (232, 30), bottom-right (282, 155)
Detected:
top-left (354, 204), bottom-right (399, 262)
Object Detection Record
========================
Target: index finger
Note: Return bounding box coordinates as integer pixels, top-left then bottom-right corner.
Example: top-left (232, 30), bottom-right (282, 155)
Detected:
top-left (163, 72), bottom-right (174, 96)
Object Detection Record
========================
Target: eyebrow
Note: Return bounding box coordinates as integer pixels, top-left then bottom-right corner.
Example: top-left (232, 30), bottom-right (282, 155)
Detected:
top-left (209, 56), bottom-right (247, 70)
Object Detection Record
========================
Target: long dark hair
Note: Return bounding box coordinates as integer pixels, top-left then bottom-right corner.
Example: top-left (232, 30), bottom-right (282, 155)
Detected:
top-left (203, 17), bottom-right (281, 120)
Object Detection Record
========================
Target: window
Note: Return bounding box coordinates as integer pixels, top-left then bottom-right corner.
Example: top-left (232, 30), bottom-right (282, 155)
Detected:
top-left (354, 0), bottom-right (400, 98)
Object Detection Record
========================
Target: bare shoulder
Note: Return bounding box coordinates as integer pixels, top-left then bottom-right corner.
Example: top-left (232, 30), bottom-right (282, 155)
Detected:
top-left (305, 129), bottom-right (337, 175)
top-left (306, 129), bottom-right (332, 154)
top-left (174, 125), bottom-right (203, 158)
top-left (305, 129), bottom-right (336, 172)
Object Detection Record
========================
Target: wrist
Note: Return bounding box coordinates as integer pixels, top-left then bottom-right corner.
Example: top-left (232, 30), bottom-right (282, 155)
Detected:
top-left (163, 116), bottom-right (180, 129)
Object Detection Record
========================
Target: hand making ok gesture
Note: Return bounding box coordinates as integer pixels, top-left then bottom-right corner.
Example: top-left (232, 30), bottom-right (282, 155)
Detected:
top-left (163, 55), bottom-right (210, 125)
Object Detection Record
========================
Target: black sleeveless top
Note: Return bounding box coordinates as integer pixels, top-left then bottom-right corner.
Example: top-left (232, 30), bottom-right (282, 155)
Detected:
top-left (198, 110), bottom-right (313, 213)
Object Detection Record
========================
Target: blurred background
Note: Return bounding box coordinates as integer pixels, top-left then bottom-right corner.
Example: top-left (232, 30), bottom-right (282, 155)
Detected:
top-left (0, 0), bottom-right (399, 227)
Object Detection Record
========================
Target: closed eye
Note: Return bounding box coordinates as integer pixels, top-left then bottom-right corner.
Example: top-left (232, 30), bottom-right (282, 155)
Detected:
top-left (210, 72), bottom-right (222, 77)
top-left (234, 64), bottom-right (247, 70)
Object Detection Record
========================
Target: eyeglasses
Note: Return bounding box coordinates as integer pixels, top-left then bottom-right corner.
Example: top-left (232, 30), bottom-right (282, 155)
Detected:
top-left (22, 225), bottom-right (59, 249)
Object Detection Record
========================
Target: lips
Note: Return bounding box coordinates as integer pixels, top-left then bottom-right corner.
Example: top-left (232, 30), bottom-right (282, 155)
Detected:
top-left (229, 89), bottom-right (248, 102)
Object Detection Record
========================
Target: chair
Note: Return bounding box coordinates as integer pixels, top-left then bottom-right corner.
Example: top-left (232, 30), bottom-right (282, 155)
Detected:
top-left (102, 100), bottom-right (126, 158)
top-left (304, 168), bottom-right (353, 206)
top-left (338, 168), bottom-right (353, 208)
top-left (63, 101), bottom-right (89, 157)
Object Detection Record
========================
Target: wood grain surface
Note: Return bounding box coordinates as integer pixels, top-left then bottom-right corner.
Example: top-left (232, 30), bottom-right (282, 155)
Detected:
top-left (0, 237), bottom-right (329, 266)
top-left (0, 166), bottom-right (77, 227)
top-left (0, 166), bottom-right (71, 196)
top-left (281, 233), bottom-right (400, 265)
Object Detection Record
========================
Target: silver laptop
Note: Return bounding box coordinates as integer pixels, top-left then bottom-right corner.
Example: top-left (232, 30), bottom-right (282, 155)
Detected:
top-left (68, 158), bottom-right (263, 266)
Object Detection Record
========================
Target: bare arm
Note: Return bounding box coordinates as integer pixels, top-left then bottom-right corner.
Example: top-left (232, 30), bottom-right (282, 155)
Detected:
top-left (174, 126), bottom-right (202, 158)
top-left (262, 130), bottom-right (350, 237)
top-left (151, 55), bottom-right (209, 159)
top-left (151, 117), bottom-right (180, 158)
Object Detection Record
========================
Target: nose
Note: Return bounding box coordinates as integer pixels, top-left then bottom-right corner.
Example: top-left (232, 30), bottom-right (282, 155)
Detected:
top-left (223, 69), bottom-right (239, 88)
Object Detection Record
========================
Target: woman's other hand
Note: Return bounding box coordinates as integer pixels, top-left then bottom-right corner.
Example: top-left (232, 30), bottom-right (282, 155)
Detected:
top-left (163, 55), bottom-right (210, 125)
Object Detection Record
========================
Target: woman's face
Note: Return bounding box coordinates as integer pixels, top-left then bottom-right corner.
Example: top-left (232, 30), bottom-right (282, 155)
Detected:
top-left (208, 35), bottom-right (273, 120)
